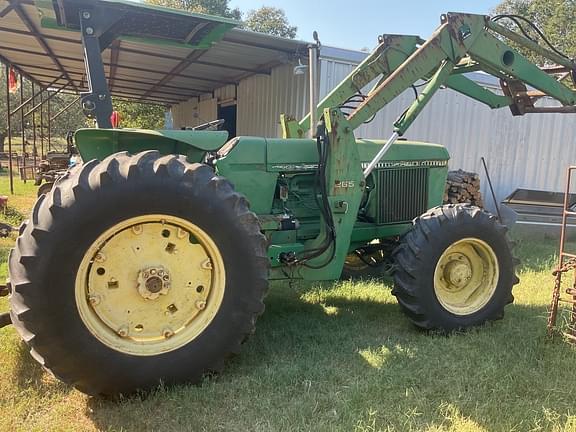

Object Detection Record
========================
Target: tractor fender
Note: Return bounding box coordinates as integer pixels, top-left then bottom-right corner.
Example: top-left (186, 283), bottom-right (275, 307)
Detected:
top-left (74, 128), bottom-right (229, 163)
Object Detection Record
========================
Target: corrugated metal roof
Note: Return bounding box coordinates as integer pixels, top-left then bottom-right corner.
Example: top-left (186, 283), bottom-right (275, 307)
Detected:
top-left (0, 0), bottom-right (309, 105)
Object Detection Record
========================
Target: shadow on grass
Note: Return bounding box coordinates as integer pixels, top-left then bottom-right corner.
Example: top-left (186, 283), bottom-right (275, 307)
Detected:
top-left (12, 339), bottom-right (72, 396)
top-left (84, 280), bottom-right (576, 432)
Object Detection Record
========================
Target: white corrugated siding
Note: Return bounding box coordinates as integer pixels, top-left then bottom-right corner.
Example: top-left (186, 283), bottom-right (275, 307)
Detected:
top-left (237, 64), bottom-right (309, 137)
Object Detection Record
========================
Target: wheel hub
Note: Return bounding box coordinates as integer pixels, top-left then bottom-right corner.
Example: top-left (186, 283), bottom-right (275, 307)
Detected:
top-left (442, 254), bottom-right (472, 289)
top-left (137, 266), bottom-right (171, 300)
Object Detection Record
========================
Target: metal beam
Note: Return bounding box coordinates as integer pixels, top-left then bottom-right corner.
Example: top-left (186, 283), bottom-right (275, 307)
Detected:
top-left (140, 49), bottom-right (209, 100)
top-left (0, 3), bottom-right (14, 18)
top-left (109, 40), bottom-right (120, 90)
top-left (17, 63), bottom-right (214, 93)
top-left (9, 74), bottom-right (64, 117)
top-left (11, 66), bottom-right (211, 99)
top-left (9, 1), bottom-right (79, 92)
top-left (111, 89), bottom-right (186, 104)
top-left (0, 52), bottom-right (44, 88)
top-left (0, 42), bottom-right (237, 86)
top-left (5, 64), bottom-right (14, 194)
top-left (24, 84), bottom-right (70, 118)
top-left (51, 96), bottom-right (81, 122)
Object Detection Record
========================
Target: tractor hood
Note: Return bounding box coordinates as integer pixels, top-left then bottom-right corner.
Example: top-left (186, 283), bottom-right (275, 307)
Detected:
top-left (74, 129), bottom-right (229, 162)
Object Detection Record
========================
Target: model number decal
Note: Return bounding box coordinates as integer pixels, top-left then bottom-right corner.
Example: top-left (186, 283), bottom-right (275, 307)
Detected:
top-left (335, 180), bottom-right (355, 188)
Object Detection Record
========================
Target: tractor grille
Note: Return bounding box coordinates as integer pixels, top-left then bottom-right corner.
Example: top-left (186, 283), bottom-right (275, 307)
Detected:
top-left (376, 167), bottom-right (429, 224)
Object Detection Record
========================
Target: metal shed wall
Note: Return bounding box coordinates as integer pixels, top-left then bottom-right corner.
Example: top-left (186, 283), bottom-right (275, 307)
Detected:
top-left (236, 63), bottom-right (309, 137)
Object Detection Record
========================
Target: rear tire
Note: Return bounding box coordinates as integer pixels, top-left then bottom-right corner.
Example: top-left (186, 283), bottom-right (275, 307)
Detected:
top-left (37, 181), bottom-right (54, 197)
top-left (392, 204), bottom-right (518, 331)
top-left (9, 151), bottom-right (269, 396)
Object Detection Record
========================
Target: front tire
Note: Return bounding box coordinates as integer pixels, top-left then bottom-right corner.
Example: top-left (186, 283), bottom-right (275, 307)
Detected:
top-left (9, 151), bottom-right (269, 396)
top-left (392, 204), bottom-right (518, 331)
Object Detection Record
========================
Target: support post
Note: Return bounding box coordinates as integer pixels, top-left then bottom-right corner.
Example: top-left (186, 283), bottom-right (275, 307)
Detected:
top-left (20, 75), bottom-right (26, 183)
top-left (32, 81), bottom-right (37, 168)
top-left (5, 64), bottom-right (13, 194)
top-left (40, 89), bottom-right (44, 158)
top-left (78, 8), bottom-right (122, 128)
top-left (47, 95), bottom-right (51, 151)
top-left (308, 42), bottom-right (319, 138)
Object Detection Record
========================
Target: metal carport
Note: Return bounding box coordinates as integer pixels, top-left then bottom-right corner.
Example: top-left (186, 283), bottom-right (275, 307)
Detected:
top-left (0, 0), bottom-right (310, 192)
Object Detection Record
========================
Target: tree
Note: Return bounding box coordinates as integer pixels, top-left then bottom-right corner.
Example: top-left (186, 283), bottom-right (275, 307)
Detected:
top-left (144, 0), bottom-right (241, 19)
top-left (493, 0), bottom-right (576, 65)
top-left (112, 100), bottom-right (166, 129)
top-left (244, 7), bottom-right (297, 39)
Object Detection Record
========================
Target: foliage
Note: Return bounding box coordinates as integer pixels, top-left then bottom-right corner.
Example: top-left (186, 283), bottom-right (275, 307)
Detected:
top-left (144, 0), bottom-right (241, 19)
top-left (144, 0), bottom-right (298, 39)
top-left (244, 7), bottom-right (298, 39)
top-left (112, 100), bottom-right (166, 129)
top-left (493, 0), bottom-right (576, 65)
top-left (0, 68), bottom-right (86, 143)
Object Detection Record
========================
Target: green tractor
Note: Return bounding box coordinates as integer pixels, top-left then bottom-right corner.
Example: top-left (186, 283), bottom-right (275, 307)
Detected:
top-left (6, 2), bottom-right (576, 396)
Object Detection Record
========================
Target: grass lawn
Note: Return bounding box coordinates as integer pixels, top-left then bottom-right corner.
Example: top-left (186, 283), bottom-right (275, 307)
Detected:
top-left (1, 171), bottom-right (576, 431)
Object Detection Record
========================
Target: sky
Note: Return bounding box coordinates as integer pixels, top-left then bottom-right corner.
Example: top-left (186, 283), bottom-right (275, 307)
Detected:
top-left (229, 0), bottom-right (502, 50)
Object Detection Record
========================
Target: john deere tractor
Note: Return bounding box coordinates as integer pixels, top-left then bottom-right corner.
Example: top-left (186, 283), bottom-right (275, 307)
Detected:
top-left (5, 1), bottom-right (576, 396)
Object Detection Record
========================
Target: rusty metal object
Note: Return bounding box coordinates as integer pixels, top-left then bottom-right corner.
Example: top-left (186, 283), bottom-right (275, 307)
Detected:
top-left (547, 167), bottom-right (576, 340)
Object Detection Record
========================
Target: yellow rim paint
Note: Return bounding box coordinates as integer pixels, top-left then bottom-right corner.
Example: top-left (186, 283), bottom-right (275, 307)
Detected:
top-left (75, 215), bottom-right (225, 356)
top-left (433, 238), bottom-right (499, 316)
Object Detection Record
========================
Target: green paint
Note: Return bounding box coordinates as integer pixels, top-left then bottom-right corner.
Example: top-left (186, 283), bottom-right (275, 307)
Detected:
top-left (75, 129), bottom-right (228, 163)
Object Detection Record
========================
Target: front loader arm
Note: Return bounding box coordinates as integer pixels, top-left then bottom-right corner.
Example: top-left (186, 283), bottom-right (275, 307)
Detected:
top-left (281, 35), bottom-right (424, 138)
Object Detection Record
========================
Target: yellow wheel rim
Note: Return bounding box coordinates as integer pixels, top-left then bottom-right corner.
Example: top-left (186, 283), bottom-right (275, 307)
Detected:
top-left (433, 238), bottom-right (499, 316)
top-left (75, 214), bottom-right (225, 356)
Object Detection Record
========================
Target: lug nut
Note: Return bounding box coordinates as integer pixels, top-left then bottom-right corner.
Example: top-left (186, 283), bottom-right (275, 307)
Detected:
top-left (201, 259), bottom-right (212, 270)
top-left (196, 300), bottom-right (207, 310)
top-left (117, 327), bottom-right (129, 338)
top-left (88, 295), bottom-right (101, 306)
top-left (95, 253), bottom-right (106, 262)
top-left (163, 328), bottom-right (174, 338)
